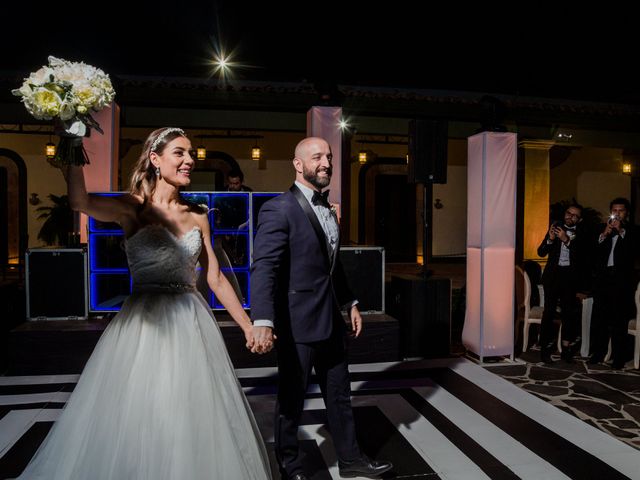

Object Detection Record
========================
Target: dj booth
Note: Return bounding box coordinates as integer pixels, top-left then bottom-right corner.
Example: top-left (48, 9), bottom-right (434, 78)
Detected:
top-left (78, 192), bottom-right (385, 314)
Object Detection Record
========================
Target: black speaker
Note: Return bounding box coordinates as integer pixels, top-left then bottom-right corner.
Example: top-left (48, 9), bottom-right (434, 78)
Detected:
top-left (26, 248), bottom-right (88, 320)
top-left (386, 275), bottom-right (451, 358)
top-left (339, 247), bottom-right (384, 313)
top-left (408, 119), bottom-right (448, 184)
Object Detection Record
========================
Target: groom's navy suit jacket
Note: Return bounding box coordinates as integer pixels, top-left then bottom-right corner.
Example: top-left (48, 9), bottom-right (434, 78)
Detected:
top-left (250, 185), bottom-right (354, 343)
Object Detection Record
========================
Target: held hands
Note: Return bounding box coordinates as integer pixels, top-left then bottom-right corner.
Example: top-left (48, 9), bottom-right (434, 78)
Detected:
top-left (243, 324), bottom-right (255, 350)
top-left (250, 326), bottom-right (276, 354)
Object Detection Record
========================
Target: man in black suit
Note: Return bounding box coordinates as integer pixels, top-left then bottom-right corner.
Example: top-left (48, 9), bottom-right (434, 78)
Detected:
top-left (589, 197), bottom-right (639, 369)
top-left (250, 137), bottom-right (392, 480)
top-left (536, 204), bottom-right (586, 363)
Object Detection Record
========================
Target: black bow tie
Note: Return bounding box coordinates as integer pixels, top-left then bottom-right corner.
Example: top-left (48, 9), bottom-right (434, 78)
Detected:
top-left (312, 190), bottom-right (330, 208)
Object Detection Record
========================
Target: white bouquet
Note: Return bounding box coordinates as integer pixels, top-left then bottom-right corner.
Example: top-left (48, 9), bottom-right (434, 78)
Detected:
top-left (12, 56), bottom-right (116, 166)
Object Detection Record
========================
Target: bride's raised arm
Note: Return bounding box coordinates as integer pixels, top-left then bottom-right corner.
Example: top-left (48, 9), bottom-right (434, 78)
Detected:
top-left (64, 165), bottom-right (136, 228)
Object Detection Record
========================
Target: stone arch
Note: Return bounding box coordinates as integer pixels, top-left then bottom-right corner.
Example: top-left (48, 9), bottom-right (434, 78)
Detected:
top-left (0, 148), bottom-right (28, 277)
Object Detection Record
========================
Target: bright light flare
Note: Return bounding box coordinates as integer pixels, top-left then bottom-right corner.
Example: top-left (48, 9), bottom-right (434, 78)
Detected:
top-left (206, 35), bottom-right (257, 82)
top-left (211, 50), bottom-right (238, 80)
top-left (338, 119), bottom-right (350, 130)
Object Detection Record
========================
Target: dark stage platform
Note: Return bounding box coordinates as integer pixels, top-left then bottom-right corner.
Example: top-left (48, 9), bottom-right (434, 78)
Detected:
top-left (5, 313), bottom-right (400, 375)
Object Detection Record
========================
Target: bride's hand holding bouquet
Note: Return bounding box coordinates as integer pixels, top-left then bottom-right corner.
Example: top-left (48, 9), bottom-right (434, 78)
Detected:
top-left (12, 56), bottom-right (116, 167)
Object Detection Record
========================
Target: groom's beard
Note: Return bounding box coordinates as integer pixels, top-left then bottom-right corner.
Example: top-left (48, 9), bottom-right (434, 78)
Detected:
top-left (303, 165), bottom-right (332, 190)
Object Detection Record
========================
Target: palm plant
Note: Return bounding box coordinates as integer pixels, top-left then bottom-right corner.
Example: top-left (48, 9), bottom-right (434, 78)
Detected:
top-left (36, 194), bottom-right (74, 246)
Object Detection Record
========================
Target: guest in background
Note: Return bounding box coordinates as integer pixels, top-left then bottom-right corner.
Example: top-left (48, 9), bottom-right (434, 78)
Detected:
top-left (227, 168), bottom-right (253, 192)
top-left (589, 197), bottom-right (639, 369)
top-left (536, 204), bottom-right (588, 363)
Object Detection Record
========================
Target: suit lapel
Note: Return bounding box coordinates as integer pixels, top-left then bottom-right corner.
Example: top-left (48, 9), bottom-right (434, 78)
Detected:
top-left (290, 185), bottom-right (331, 268)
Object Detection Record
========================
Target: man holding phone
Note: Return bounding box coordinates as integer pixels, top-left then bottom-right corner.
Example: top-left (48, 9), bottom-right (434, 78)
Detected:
top-left (589, 197), bottom-right (639, 369)
top-left (536, 204), bottom-right (586, 363)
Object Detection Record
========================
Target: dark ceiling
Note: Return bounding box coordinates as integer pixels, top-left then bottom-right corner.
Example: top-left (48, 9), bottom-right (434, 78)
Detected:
top-left (2, 3), bottom-right (637, 105)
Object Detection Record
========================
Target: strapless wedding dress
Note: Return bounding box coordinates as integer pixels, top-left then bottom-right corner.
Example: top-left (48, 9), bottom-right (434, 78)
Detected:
top-left (18, 224), bottom-right (271, 479)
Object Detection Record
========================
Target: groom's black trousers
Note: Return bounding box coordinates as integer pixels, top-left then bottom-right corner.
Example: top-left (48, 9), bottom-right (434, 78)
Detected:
top-left (274, 327), bottom-right (360, 477)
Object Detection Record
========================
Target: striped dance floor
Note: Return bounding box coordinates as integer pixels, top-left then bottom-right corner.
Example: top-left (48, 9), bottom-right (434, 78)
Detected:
top-left (1, 358), bottom-right (638, 479)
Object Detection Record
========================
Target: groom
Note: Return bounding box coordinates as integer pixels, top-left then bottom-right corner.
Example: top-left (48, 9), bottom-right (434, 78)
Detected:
top-left (250, 137), bottom-right (392, 480)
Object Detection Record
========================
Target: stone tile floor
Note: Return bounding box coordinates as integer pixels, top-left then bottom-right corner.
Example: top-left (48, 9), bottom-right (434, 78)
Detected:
top-left (487, 348), bottom-right (640, 450)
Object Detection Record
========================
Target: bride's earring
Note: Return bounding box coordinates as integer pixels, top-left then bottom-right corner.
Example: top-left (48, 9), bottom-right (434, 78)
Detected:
top-left (155, 167), bottom-right (160, 177)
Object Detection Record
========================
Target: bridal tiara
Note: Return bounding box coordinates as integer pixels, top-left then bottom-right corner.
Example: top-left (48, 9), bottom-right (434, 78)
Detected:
top-left (150, 128), bottom-right (186, 153)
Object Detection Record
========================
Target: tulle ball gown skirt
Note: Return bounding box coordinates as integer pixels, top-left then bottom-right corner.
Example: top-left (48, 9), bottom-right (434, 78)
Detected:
top-left (17, 291), bottom-right (271, 479)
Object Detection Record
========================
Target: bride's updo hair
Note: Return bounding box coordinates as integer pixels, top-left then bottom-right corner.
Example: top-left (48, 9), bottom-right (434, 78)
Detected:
top-left (129, 127), bottom-right (186, 201)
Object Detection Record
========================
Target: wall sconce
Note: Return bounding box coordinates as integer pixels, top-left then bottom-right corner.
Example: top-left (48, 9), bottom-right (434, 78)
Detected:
top-left (622, 161), bottom-right (632, 175)
top-left (196, 145), bottom-right (207, 160)
top-left (251, 144), bottom-right (261, 161)
top-left (45, 141), bottom-right (56, 159)
top-left (358, 150), bottom-right (367, 164)
top-left (556, 132), bottom-right (573, 142)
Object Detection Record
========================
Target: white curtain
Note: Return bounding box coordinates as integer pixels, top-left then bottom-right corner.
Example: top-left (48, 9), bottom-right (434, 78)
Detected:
top-left (463, 132), bottom-right (517, 360)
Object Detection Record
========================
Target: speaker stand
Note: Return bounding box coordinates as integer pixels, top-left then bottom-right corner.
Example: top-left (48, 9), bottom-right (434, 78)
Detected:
top-left (422, 183), bottom-right (432, 278)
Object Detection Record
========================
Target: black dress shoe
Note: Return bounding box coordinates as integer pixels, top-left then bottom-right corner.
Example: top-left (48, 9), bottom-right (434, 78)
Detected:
top-left (611, 360), bottom-right (625, 370)
top-left (588, 355), bottom-right (604, 365)
top-left (338, 455), bottom-right (393, 478)
top-left (540, 351), bottom-right (554, 364)
top-left (560, 349), bottom-right (574, 363)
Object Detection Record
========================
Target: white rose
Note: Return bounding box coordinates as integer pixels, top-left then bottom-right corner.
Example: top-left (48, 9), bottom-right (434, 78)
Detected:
top-left (22, 88), bottom-right (59, 120)
top-left (47, 56), bottom-right (67, 67)
top-left (29, 66), bottom-right (55, 86)
top-left (59, 100), bottom-right (76, 121)
top-left (11, 83), bottom-right (32, 97)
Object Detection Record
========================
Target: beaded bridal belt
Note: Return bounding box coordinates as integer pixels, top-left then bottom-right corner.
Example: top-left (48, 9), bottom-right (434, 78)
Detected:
top-left (132, 282), bottom-right (196, 294)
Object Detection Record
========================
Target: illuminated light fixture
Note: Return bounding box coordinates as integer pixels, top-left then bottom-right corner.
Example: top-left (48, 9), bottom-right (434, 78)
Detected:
top-left (196, 145), bottom-right (207, 160)
top-left (208, 42), bottom-right (248, 82)
top-left (211, 51), bottom-right (234, 80)
top-left (45, 141), bottom-right (56, 159)
top-left (251, 142), bottom-right (261, 161)
top-left (556, 132), bottom-right (573, 141)
top-left (358, 150), bottom-right (367, 164)
top-left (622, 161), bottom-right (632, 175)
top-left (338, 119), bottom-right (349, 130)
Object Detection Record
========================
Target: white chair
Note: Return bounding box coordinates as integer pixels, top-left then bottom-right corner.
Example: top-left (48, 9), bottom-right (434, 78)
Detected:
top-left (604, 281), bottom-right (640, 369)
top-left (579, 296), bottom-right (594, 358)
top-left (518, 266), bottom-right (559, 352)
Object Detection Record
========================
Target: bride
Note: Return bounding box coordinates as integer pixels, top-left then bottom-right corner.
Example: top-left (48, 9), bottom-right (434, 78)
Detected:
top-left (18, 127), bottom-right (273, 479)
